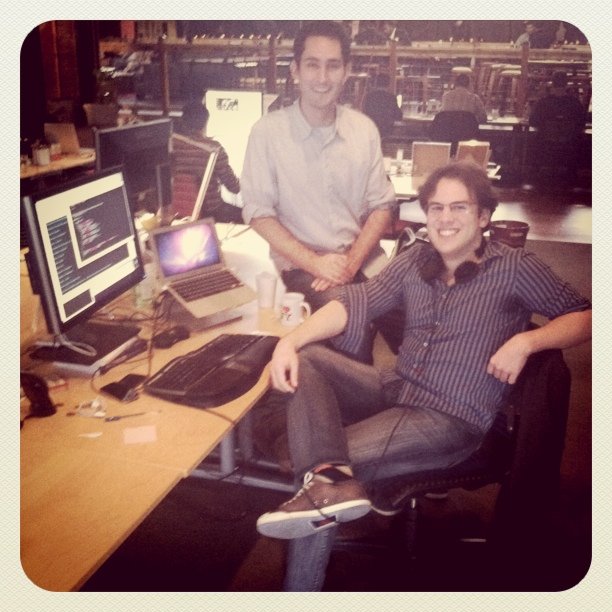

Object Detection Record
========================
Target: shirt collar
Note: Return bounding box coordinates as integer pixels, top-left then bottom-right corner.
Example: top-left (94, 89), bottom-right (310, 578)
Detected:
top-left (290, 99), bottom-right (346, 142)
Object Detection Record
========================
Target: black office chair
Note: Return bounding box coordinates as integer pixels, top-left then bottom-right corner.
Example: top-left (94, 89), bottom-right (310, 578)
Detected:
top-left (245, 329), bottom-right (572, 589)
top-left (359, 344), bottom-right (569, 547)
top-left (429, 110), bottom-right (480, 155)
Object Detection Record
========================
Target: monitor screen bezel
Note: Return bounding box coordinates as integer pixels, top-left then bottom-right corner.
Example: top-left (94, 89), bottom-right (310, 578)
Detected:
top-left (94, 117), bottom-right (173, 211)
top-left (21, 167), bottom-right (145, 338)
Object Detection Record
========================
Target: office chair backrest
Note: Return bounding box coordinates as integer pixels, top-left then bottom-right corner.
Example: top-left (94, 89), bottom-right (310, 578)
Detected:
top-left (362, 89), bottom-right (403, 138)
top-left (430, 110), bottom-right (480, 153)
top-left (539, 116), bottom-right (583, 145)
top-left (489, 344), bottom-right (571, 548)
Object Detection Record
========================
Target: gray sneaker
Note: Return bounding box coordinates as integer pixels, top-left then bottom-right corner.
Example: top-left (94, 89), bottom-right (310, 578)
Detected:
top-left (256, 472), bottom-right (372, 539)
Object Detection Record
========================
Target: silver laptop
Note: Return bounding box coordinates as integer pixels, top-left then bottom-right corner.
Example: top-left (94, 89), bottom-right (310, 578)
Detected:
top-left (149, 218), bottom-right (256, 319)
top-left (44, 122), bottom-right (81, 155)
top-left (170, 133), bottom-right (219, 221)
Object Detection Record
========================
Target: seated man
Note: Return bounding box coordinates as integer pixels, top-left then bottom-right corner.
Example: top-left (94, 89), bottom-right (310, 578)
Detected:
top-left (440, 73), bottom-right (487, 125)
top-left (255, 161), bottom-right (592, 591)
top-left (527, 71), bottom-right (587, 181)
top-left (529, 71), bottom-right (587, 133)
top-left (173, 98), bottom-right (243, 223)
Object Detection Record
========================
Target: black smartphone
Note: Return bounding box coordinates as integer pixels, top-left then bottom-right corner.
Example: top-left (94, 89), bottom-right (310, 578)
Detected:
top-left (100, 374), bottom-right (147, 402)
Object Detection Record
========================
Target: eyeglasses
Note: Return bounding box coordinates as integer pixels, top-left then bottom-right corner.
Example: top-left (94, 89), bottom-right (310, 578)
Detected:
top-left (426, 202), bottom-right (474, 217)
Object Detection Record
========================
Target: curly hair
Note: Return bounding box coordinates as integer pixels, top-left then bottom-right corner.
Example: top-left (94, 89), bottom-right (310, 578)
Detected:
top-left (418, 160), bottom-right (498, 216)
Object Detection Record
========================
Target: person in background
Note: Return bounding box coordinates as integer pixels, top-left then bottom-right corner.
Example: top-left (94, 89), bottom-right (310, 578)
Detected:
top-left (527, 70), bottom-right (587, 184)
top-left (174, 99), bottom-right (242, 223)
top-left (529, 70), bottom-right (587, 132)
top-left (241, 20), bottom-right (395, 318)
top-left (255, 161), bottom-right (591, 591)
top-left (440, 73), bottom-right (487, 124)
top-left (514, 21), bottom-right (535, 47)
top-left (450, 20), bottom-right (471, 42)
top-left (515, 21), bottom-right (551, 49)
top-left (553, 21), bottom-right (567, 47)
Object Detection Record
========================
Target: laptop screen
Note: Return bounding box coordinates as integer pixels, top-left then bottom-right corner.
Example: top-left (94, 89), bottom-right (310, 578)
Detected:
top-left (153, 220), bottom-right (221, 278)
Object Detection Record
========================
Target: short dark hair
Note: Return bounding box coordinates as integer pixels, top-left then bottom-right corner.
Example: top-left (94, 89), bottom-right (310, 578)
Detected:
top-left (418, 161), bottom-right (498, 216)
top-left (293, 20), bottom-right (351, 66)
top-left (181, 99), bottom-right (209, 132)
top-left (455, 73), bottom-right (470, 88)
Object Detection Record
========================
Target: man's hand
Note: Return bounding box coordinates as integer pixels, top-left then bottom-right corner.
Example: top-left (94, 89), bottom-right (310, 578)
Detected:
top-left (269, 337), bottom-right (300, 393)
top-left (487, 333), bottom-right (531, 384)
top-left (308, 253), bottom-right (360, 292)
top-left (309, 253), bottom-right (354, 286)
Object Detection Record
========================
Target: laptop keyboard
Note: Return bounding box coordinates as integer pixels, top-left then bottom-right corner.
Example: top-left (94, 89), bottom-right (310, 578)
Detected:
top-left (144, 333), bottom-right (279, 408)
top-left (172, 269), bottom-right (242, 301)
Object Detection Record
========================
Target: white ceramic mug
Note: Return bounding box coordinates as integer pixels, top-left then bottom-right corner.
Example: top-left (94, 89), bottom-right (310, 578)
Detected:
top-left (255, 271), bottom-right (277, 309)
top-left (280, 292), bottom-right (311, 327)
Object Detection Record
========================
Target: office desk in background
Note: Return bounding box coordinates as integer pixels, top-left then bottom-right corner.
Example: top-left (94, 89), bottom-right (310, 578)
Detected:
top-left (20, 150), bottom-right (96, 181)
top-left (20, 223), bottom-right (287, 592)
top-left (388, 163), bottom-right (501, 200)
top-left (392, 114), bottom-right (591, 177)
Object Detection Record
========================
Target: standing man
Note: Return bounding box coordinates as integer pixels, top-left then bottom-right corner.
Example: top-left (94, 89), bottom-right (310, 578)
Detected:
top-left (255, 161), bottom-right (591, 590)
top-left (241, 21), bottom-right (396, 314)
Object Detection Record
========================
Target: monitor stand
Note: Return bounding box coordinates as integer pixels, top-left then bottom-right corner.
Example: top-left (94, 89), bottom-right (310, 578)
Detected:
top-left (31, 321), bottom-right (141, 377)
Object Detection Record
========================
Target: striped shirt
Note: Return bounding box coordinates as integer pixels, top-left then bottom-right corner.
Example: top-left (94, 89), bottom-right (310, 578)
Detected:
top-left (334, 240), bottom-right (590, 431)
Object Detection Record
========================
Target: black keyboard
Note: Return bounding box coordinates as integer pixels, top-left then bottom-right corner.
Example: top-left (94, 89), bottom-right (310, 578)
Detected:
top-left (144, 333), bottom-right (279, 408)
top-left (172, 270), bottom-right (242, 301)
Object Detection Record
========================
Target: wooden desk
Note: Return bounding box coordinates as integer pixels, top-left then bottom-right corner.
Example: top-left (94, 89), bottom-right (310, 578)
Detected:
top-left (20, 151), bottom-right (96, 181)
top-left (389, 173), bottom-right (427, 199)
top-left (20, 224), bottom-right (286, 591)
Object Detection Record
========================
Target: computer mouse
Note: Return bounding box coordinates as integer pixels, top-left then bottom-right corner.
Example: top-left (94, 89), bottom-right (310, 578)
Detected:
top-left (152, 325), bottom-right (190, 349)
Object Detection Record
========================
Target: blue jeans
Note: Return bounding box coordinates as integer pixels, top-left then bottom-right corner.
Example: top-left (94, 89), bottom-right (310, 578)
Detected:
top-left (282, 344), bottom-right (484, 591)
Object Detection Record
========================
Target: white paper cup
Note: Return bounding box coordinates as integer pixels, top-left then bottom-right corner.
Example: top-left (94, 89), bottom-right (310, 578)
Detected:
top-left (256, 271), bottom-right (277, 309)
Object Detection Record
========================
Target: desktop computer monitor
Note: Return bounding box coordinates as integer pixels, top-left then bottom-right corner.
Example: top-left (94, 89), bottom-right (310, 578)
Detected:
top-left (21, 167), bottom-right (145, 372)
top-left (204, 90), bottom-right (263, 175)
top-left (94, 118), bottom-right (172, 212)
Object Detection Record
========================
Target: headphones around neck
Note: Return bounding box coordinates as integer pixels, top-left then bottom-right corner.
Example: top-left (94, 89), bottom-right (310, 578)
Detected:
top-left (418, 239), bottom-right (486, 285)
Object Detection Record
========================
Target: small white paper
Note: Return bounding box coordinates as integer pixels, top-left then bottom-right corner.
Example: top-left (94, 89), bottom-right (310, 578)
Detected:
top-left (123, 425), bottom-right (157, 444)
